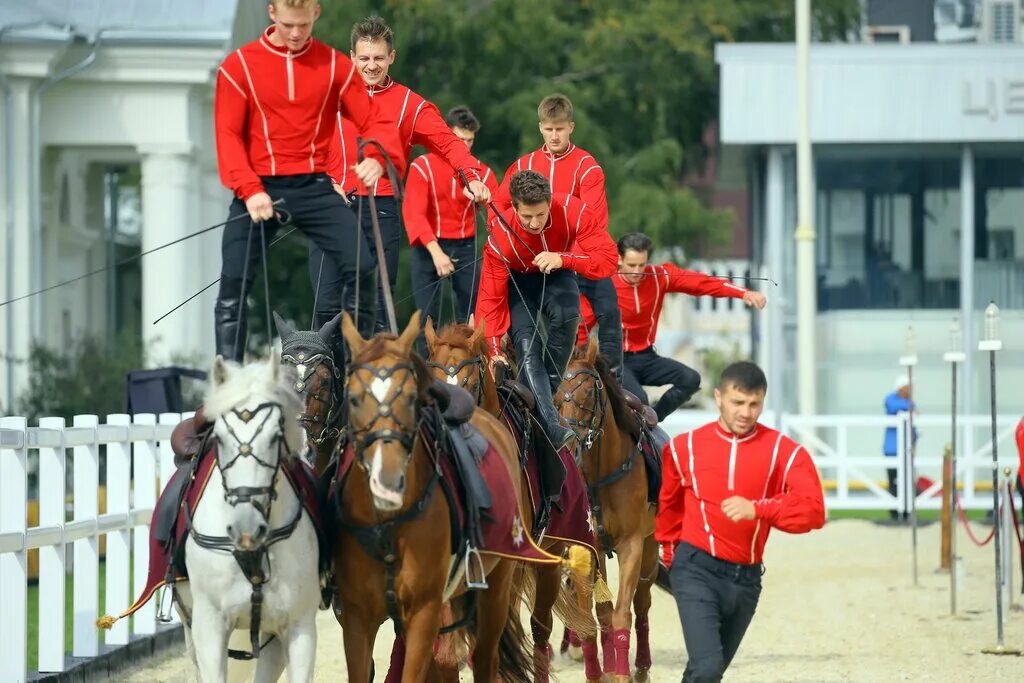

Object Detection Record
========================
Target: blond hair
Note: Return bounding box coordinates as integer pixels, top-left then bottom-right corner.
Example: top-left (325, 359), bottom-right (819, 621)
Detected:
top-left (538, 94), bottom-right (573, 123)
top-left (272, 0), bottom-right (319, 9)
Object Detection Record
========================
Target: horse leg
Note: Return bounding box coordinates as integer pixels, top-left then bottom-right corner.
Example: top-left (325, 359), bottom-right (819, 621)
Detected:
top-left (471, 561), bottom-right (520, 682)
top-left (190, 600), bottom-right (229, 683)
top-left (282, 613), bottom-right (318, 683)
top-left (566, 563), bottom-right (602, 683)
top-left (340, 605), bottom-right (378, 683)
top-left (529, 565), bottom-right (560, 682)
top-left (595, 553), bottom-right (615, 676)
top-left (610, 535), bottom-right (644, 683)
top-left (252, 637), bottom-right (287, 683)
top-left (631, 536), bottom-right (658, 682)
top-left (399, 602), bottom-right (444, 683)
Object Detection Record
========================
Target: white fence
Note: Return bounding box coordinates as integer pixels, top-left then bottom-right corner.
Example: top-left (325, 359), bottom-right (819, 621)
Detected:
top-left (1, 409), bottom-right (1021, 681)
top-left (0, 412), bottom-right (190, 683)
top-left (660, 411), bottom-right (1022, 510)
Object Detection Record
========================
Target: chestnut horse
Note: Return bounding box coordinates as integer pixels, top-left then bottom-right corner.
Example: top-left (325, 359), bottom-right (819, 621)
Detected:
top-left (556, 336), bottom-right (659, 683)
top-left (332, 311), bottom-right (561, 683)
top-left (424, 319), bottom-right (605, 683)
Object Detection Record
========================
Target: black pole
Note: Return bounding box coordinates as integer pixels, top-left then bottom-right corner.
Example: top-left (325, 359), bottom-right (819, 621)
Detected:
top-left (989, 348), bottom-right (1004, 646)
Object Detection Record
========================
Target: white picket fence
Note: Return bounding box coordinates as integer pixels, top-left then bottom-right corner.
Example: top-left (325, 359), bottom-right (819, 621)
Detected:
top-left (1, 409), bottom-right (1021, 682)
top-left (0, 412), bottom-right (191, 683)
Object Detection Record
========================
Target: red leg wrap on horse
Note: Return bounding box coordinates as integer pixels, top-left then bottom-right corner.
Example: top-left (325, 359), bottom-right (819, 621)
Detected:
top-left (581, 638), bottom-right (602, 680)
top-left (569, 628), bottom-right (581, 647)
top-left (613, 627), bottom-right (632, 677)
top-left (601, 626), bottom-right (616, 673)
top-left (385, 636), bottom-right (405, 683)
top-left (635, 616), bottom-right (652, 670)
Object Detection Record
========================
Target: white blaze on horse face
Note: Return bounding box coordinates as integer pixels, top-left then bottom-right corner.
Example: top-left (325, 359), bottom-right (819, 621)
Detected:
top-left (296, 363), bottom-right (307, 378)
top-left (446, 373), bottom-right (458, 385)
top-left (368, 442), bottom-right (404, 510)
top-left (370, 376), bottom-right (392, 403)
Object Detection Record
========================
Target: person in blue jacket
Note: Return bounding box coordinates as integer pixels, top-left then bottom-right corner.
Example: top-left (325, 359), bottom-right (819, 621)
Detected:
top-left (884, 376), bottom-right (917, 521)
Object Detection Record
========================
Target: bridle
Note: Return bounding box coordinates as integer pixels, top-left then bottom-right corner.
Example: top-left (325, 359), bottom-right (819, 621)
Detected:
top-left (346, 360), bottom-right (423, 461)
top-left (213, 402), bottom-right (289, 518)
top-left (557, 365), bottom-right (607, 457)
top-left (426, 354), bottom-right (486, 403)
top-left (283, 348), bottom-right (343, 447)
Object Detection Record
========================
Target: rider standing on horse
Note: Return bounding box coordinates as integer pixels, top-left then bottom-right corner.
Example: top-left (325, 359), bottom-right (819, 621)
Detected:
top-left (311, 16), bottom-right (492, 335)
top-left (493, 94), bottom-right (625, 381)
top-left (213, 0), bottom-right (402, 361)
top-left (475, 170), bottom-right (617, 460)
top-left (580, 232), bottom-right (767, 421)
top-left (403, 106), bottom-right (499, 326)
top-left (656, 361), bottom-right (824, 682)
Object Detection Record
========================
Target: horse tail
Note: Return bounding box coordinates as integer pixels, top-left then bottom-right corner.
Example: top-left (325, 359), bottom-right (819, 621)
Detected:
top-left (494, 590), bottom-right (533, 683)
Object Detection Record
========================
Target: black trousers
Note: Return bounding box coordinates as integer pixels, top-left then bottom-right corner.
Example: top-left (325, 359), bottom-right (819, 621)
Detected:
top-left (310, 195), bottom-right (400, 334)
top-left (508, 269), bottom-right (581, 389)
top-left (886, 465), bottom-right (908, 520)
top-left (410, 237), bottom-right (479, 326)
top-left (577, 275), bottom-right (623, 372)
top-left (670, 542), bottom-right (762, 683)
top-left (623, 347), bottom-right (702, 421)
top-left (215, 174), bottom-right (375, 361)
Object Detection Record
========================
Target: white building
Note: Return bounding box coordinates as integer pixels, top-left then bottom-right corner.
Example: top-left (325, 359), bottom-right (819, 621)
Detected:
top-left (716, 39), bottom-right (1024, 418)
top-left (0, 0), bottom-right (266, 411)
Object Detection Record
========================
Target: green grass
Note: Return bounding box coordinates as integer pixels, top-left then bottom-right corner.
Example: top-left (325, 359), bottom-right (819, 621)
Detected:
top-left (26, 561), bottom-right (107, 674)
top-left (827, 508), bottom-right (993, 522)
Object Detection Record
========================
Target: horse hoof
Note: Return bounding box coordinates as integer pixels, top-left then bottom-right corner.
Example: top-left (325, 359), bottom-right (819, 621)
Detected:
top-left (568, 644), bottom-right (584, 662)
top-left (633, 668), bottom-right (650, 682)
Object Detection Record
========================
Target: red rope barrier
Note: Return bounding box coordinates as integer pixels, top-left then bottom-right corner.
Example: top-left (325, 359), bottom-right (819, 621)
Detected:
top-left (953, 492), bottom-right (997, 547)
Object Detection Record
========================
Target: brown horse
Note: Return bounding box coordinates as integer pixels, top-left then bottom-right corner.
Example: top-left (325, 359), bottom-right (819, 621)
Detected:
top-left (424, 319), bottom-right (605, 683)
top-left (332, 311), bottom-right (559, 683)
top-left (556, 335), bottom-right (659, 683)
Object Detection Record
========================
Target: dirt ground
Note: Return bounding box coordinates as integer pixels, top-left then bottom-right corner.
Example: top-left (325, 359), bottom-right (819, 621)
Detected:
top-left (118, 518), bottom-right (1024, 682)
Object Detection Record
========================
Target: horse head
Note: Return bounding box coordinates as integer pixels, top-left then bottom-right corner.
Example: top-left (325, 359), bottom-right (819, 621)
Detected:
top-left (203, 349), bottom-right (304, 551)
top-left (341, 310), bottom-right (433, 512)
top-left (555, 335), bottom-right (607, 459)
top-left (423, 317), bottom-right (490, 406)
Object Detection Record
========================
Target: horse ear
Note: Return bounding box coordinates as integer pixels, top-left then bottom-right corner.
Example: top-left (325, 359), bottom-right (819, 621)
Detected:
top-left (340, 311), bottom-right (366, 355)
top-left (273, 311), bottom-right (295, 340)
top-left (398, 310), bottom-right (421, 352)
top-left (267, 347), bottom-right (281, 383)
top-left (317, 311), bottom-right (343, 344)
top-left (469, 318), bottom-right (485, 348)
top-left (424, 315), bottom-right (438, 350)
top-left (212, 355), bottom-right (229, 386)
top-left (584, 334), bottom-right (599, 365)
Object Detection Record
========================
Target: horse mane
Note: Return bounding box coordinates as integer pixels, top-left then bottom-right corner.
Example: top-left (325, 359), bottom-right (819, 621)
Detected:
top-left (592, 353), bottom-right (641, 438)
top-left (203, 357), bottom-right (306, 456)
top-left (351, 334), bottom-right (435, 400)
top-left (434, 323), bottom-right (486, 357)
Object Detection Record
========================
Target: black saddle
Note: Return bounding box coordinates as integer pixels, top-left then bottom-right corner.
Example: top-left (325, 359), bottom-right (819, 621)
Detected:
top-left (501, 379), bottom-right (535, 412)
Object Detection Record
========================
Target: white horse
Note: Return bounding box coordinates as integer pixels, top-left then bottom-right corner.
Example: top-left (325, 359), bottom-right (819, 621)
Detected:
top-left (174, 351), bottom-right (320, 683)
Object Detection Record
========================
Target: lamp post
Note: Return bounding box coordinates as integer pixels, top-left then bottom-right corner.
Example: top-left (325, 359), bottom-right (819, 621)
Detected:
top-left (899, 324), bottom-right (919, 585)
top-left (943, 316), bottom-right (965, 615)
top-left (979, 302), bottom-right (1019, 655)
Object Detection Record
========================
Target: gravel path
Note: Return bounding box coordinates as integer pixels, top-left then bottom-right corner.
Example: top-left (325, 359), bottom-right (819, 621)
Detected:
top-left (118, 518), bottom-right (1024, 681)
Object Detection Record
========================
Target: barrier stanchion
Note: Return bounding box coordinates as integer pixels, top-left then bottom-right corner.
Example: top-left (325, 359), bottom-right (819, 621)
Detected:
top-left (943, 317), bottom-right (965, 614)
top-left (941, 444), bottom-right (952, 572)
top-left (899, 325), bottom-right (919, 586)
top-left (978, 302), bottom-right (1020, 656)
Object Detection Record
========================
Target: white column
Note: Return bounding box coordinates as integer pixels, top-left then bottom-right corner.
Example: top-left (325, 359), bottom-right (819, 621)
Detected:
top-left (140, 147), bottom-right (204, 366)
top-left (765, 146), bottom-right (786, 419)
top-left (795, 0), bottom-right (817, 417)
top-left (1, 78), bottom-right (34, 411)
top-left (960, 145), bottom-right (975, 416)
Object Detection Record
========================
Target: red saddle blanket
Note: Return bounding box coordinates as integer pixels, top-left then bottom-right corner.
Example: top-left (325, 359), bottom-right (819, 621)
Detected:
top-left (108, 449), bottom-right (323, 624)
top-left (338, 435), bottom-right (564, 565)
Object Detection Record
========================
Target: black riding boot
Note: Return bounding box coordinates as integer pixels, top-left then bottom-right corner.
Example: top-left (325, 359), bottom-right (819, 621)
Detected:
top-left (515, 338), bottom-right (573, 453)
top-left (214, 297), bottom-right (246, 362)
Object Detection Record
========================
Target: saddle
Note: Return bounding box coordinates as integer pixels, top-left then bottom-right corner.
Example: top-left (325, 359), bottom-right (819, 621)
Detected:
top-left (622, 389), bottom-right (659, 429)
top-left (501, 379), bottom-right (536, 412)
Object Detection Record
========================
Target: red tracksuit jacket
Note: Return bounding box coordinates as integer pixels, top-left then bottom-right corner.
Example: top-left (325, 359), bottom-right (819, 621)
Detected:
top-left (214, 27), bottom-right (402, 201)
top-left (578, 263), bottom-right (749, 351)
top-left (655, 421), bottom-right (826, 565)
top-left (475, 194), bottom-right (617, 357)
top-left (402, 154), bottom-right (498, 247)
top-left (493, 144), bottom-right (608, 232)
top-left (330, 77), bottom-right (482, 198)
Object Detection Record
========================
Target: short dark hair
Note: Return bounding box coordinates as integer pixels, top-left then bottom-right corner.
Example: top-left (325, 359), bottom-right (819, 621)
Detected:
top-left (351, 16), bottom-right (394, 51)
top-left (509, 170), bottom-right (551, 207)
top-left (617, 232), bottom-right (653, 257)
top-left (538, 94), bottom-right (573, 122)
top-left (718, 361), bottom-right (767, 394)
top-left (445, 105), bottom-right (480, 133)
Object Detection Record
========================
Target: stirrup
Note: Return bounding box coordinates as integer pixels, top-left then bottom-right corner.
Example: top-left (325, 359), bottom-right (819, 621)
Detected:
top-left (463, 546), bottom-right (488, 590)
top-left (156, 584), bottom-right (176, 623)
